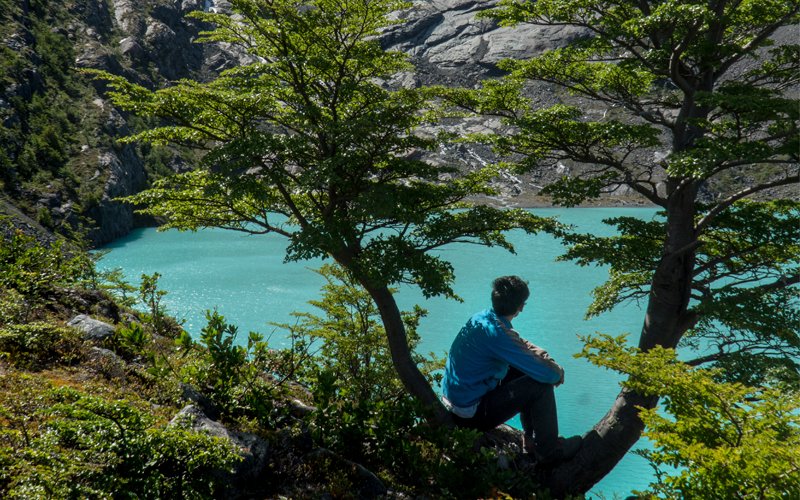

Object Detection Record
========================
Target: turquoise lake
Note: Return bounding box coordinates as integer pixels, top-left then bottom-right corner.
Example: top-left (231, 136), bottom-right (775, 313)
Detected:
top-left (99, 207), bottom-right (661, 498)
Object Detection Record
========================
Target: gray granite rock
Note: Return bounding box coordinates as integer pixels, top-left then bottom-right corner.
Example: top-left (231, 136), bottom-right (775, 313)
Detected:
top-left (68, 314), bottom-right (116, 340)
top-left (85, 147), bottom-right (149, 246)
top-left (118, 36), bottom-right (145, 59)
top-left (86, 346), bottom-right (126, 378)
top-left (383, 0), bottom-right (587, 86)
top-left (111, 0), bottom-right (145, 35)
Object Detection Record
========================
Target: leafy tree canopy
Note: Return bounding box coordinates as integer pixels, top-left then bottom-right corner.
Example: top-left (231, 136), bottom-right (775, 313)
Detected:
top-left (581, 334), bottom-right (800, 498)
top-left (89, 0), bottom-right (561, 420)
top-left (436, 0), bottom-right (800, 384)
top-left (90, 0), bottom-right (555, 299)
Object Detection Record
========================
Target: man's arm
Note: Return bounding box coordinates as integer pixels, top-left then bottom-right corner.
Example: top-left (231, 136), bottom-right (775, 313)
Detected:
top-left (520, 336), bottom-right (565, 385)
top-left (491, 323), bottom-right (564, 385)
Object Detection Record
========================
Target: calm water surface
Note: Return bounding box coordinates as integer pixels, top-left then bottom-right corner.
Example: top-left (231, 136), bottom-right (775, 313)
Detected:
top-left (99, 207), bottom-right (661, 498)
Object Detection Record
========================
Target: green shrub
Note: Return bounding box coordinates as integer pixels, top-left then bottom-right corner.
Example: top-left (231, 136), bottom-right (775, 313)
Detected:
top-left (0, 375), bottom-right (240, 499)
top-left (277, 264), bottom-right (438, 405)
top-left (178, 310), bottom-right (288, 426)
top-left (581, 335), bottom-right (800, 499)
top-left (119, 321), bottom-right (150, 349)
top-left (35, 207), bottom-right (53, 228)
top-left (0, 322), bottom-right (82, 370)
top-left (112, 322), bottom-right (153, 361)
top-left (0, 223), bottom-right (94, 304)
top-left (0, 289), bottom-right (28, 325)
top-left (95, 266), bottom-right (138, 307)
top-left (138, 272), bottom-right (172, 336)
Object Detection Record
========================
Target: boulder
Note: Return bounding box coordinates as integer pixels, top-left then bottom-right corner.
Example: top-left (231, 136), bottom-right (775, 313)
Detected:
top-left (179, 383), bottom-right (221, 421)
top-left (118, 36), bottom-right (145, 60)
top-left (170, 405), bottom-right (271, 497)
top-left (86, 346), bottom-right (126, 378)
top-left (144, 20), bottom-right (176, 46)
top-left (68, 314), bottom-right (116, 340)
top-left (74, 41), bottom-right (126, 74)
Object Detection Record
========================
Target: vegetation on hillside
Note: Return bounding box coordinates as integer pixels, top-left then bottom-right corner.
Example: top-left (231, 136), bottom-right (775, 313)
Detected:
top-left (0, 224), bottom-right (237, 497)
top-left (90, 0), bottom-right (800, 495)
top-left (0, 0), bottom-right (182, 240)
top-left (3, 211), bottom-right (798, 498)
top-left (0, 0), bottom-right (99, 226)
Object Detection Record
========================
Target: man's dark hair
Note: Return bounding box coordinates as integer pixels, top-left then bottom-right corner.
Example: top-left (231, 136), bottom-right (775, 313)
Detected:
top-left (491, 276), bottom-right (530, 316)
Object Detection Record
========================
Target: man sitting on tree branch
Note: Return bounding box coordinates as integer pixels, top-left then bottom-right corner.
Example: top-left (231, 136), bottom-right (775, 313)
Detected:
top-left (442, 276), bottom-right (582, 463)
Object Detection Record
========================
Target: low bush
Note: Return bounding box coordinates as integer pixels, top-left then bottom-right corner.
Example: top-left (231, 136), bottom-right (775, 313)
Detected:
top-left (0, 222), bottom-right (93, 306)
top-left (0, 374), bottom-right (240, 499)
top-left (0, 322), bottom-right (82, 370)
top-left (177, 309), bottom-right (291, 427)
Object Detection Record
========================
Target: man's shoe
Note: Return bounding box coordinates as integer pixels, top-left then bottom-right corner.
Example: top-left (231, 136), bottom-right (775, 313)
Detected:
top-left (537, 435), bottom-right (583, 465)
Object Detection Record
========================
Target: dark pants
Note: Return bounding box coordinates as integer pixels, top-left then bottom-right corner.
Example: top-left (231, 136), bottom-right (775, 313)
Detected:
top-left (451, 367), bottom-right (558, 451)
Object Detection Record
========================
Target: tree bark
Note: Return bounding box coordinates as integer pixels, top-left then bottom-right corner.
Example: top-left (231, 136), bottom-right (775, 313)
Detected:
top-left (363, 282), bottom-right (453, 425)
top-left (330, 247), bottom-right (452, 424)
top-left (639, 181), bottom-right (699, 351)
top-left (545, 185), bottom-right (700, 496)
top-left (543, 389), bottom-right (658, 497)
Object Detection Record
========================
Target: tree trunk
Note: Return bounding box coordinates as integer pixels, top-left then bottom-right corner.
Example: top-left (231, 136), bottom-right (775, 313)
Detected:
top-left (363, 283), bottom-right (452, 425)
top-left (543, 389), bottom-right (658, 497)
top-left (545, 185), bottom-right (699, 496)
top-left (639, 181), bottom-right (699, 351)
top-left (330, 247), bottom-right (452, 424)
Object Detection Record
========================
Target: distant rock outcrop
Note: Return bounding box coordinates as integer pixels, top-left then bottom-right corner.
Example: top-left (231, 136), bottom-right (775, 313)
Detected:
top-left (72, 0), bottom-right (595, 239)
top-left (85, 148), bottom-right (149, 245)
top-left (73, 0), bottom-right (267, 245)
top-left (382, 0), bottom-right (586, 87)
top-left (378, 1), bottom-right (653, 206)
top-left (0, 0), bottom-right (627, 247)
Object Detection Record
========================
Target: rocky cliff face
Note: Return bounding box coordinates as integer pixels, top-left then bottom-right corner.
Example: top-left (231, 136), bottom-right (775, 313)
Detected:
top-left (381, 1), bottom-right (624, 205)
top-left (83, 0), bottom-right (600, 242)
top-left (0, 0), bottom-right (724, 245)
top-left (0, 0), bottom-right (651, 246)
top-left (1, 0), bottom-right (240, 245)
top-left (74, 0), bottom-right (220, 244)
top-left (383, 0), bottom-right (585, 87)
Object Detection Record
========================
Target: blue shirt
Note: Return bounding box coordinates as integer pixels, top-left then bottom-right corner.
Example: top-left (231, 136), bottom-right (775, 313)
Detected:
top-left (442, 309), bottom-right (564, 413)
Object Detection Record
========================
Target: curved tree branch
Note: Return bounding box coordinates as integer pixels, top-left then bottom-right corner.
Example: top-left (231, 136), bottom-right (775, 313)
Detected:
top-left (695, 174), bottom-right (800, 232)
top-left (714, 6), bottom-right (800, 80)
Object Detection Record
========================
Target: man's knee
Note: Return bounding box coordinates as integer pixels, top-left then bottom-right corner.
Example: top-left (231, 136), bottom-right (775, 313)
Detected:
top-left (520, 377), bottom-right (555, 402)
